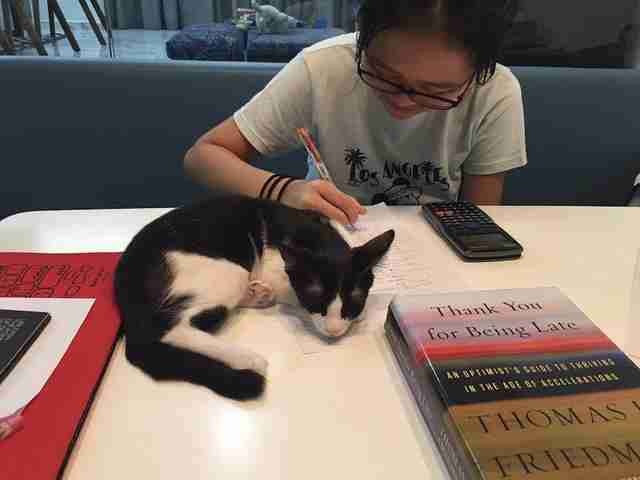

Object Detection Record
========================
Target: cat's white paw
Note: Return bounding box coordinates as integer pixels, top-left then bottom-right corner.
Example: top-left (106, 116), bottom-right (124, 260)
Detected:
top-left (238, 280), bottom-right (276, 309)
top-left (229, 350), bottom-right (269, 377)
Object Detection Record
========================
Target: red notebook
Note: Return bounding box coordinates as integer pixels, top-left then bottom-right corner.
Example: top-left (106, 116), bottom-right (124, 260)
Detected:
top-left (0, 252), bottom-right (122, 480)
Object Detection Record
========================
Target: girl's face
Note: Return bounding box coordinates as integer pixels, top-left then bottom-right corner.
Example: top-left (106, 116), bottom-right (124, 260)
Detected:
top-left (364, 29), bottom-right (475, 120)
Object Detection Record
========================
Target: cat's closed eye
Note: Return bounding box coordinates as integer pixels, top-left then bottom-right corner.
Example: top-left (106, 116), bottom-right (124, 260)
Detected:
top-left (350, 287), bottom-right (365, 301)
top-left (306, 282), bottom-right (324, 297)
top-left (340, 286), bottom-right (368, 319)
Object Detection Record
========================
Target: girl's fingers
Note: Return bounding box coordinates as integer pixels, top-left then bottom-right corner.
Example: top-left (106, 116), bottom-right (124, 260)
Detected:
top-left (314, 181), bottom-right (364, 224)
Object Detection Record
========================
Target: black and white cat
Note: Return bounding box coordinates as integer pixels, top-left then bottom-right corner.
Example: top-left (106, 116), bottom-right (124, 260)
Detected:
top-left (114, 194), bottom-right (394, 400)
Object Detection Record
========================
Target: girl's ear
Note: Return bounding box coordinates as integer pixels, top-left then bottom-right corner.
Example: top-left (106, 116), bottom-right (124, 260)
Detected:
top-left (352, 229), bottom-right (395, 274)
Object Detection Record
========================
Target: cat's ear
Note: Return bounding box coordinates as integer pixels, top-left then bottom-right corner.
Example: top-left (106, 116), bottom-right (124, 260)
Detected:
top-left (352, 229), bottom-right (395, 274)
top-left (280, 242), bottom-right (311, 271)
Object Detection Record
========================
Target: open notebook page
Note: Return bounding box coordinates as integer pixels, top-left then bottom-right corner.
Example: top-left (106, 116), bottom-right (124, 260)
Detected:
top-left (291, 205), bottom-right (469, 354)
top-left (332, 203), bottom-right (466, 294)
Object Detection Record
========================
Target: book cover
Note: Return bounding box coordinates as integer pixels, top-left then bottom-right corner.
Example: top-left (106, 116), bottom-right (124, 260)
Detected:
top-left (0, 309), bottom-right (51, 383)
top-left (386, 286), bottom-right (640, 480)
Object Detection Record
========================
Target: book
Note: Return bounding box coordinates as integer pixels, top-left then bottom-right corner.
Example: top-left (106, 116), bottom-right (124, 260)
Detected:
top-left (0, 252), bottom-right (122, 480)
top-left (0, 309), bottom-right (51, 384)
top-left (385, 287), bottom-right (640, 480)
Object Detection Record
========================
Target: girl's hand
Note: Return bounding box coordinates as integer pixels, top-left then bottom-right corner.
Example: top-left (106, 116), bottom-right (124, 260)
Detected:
top-left (279, 179), bottom-right (366, 225)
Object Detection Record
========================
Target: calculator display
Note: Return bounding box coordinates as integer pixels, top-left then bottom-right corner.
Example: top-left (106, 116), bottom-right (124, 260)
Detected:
top-left (458, 233), bottom-right (518, 251)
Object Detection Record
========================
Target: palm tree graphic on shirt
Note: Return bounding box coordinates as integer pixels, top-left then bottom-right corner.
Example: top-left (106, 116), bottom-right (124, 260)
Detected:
top-left (345, 147), bottom-right (368, 185)
top-left (418, 161), bottom-right (434, 180)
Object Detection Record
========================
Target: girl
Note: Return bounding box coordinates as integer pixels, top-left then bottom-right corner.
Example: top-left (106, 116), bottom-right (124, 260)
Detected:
top-left (185, 0), bottom-right (526, 225)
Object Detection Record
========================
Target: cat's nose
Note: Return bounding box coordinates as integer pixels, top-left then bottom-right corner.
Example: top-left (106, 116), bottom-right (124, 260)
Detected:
top-left (324, 319), bottom-right (349, 337)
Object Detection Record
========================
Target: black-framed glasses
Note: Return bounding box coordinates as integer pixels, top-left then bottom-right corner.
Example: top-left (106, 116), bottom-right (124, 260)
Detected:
top-left (357, 56), bottom-right (474, 111)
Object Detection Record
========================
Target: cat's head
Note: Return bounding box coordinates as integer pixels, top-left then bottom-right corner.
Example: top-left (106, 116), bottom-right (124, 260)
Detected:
top-left (280, 229), bottom-right (395, 338)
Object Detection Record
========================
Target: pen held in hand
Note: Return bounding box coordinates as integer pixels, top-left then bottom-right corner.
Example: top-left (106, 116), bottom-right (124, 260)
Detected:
top-left (296, 128), bottom-right (335, 183)
top-left (295, 128), bottom-right (357, 230)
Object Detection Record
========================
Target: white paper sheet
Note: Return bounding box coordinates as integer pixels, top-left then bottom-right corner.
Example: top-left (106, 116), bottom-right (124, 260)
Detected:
top-left (333, 203), bottom-right (467, 293)
top-left (296, 206), bottom-right (469, 353)
top-left (0, 298), bottom-right (95, 417)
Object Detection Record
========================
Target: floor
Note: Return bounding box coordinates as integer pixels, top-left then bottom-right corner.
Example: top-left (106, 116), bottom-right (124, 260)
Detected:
top-left (6, 24), bottom-right (177, 60)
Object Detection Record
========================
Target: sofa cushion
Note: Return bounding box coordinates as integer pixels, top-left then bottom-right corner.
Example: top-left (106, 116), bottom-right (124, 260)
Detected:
top-left (166, 23), bottom-right (245, 61)
top-left (1, 58), bottom-right (639, 220)
top-left (0, 58), bottom-right (306, 221)
top-left (504, 67), bottom-right (640, 206)
top-left (246, 28), bottom-right (345, 62)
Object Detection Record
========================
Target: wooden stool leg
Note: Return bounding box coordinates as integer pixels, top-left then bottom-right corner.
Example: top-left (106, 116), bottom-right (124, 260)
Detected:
top-left (78, 0), bottom-right (104, 45)
top-left (14, 0), bottom-right (47, 55)
top-left (31, 0), bottom-right (40, 37)
top-left (87, 0), bottom-right (107, 32)
top-left (10, 1), bottom-right (23, 37)
top-left (49, 0), bottom-right (80, 51)
top-left (47, 0), bottom-right (55, 38)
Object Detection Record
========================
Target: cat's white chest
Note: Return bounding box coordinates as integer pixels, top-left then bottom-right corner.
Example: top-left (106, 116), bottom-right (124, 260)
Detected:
top-left (251, 247), bottom-right (297, 305)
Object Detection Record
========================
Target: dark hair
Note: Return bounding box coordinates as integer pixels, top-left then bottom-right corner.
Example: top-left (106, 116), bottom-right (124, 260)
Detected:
top-left (355, 0), bottom-right (519, 85)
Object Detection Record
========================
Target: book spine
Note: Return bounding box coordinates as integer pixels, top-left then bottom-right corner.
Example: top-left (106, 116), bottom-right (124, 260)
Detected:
top-left (385, 316), bottom-right (482, 480)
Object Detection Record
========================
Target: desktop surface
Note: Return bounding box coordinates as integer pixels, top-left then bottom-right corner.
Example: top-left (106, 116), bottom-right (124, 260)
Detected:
top-left (0, 205), bottom-right (638, 480)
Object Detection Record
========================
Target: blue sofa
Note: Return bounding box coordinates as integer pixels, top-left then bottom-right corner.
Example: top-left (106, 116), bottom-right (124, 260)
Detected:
top-left (1, 57), bottom-right (638, 221)
top-left (165, 22), bottom-right (346, 62)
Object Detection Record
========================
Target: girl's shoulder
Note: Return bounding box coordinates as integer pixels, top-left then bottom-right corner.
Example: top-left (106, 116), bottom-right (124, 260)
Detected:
top-left (485, 64), bottom-right (523, 97)
top-left (301, 33), bottom-right (358, 72)
top-left (303, 32), bottom-right (357, 56)
top-left (299, 33), bottom-right (361, 95)
top-left (467, 63), bottom-right (523, 114)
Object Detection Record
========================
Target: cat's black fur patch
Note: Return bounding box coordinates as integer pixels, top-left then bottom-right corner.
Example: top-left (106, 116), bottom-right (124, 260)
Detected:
top-left (190, 306), bottom-right (228, 333)
top-left (125, 340), bottom-right (265, 400)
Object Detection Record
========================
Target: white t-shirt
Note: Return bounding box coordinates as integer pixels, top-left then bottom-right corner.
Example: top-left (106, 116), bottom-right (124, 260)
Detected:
top-left (234, 33), bottom-right (527, 205)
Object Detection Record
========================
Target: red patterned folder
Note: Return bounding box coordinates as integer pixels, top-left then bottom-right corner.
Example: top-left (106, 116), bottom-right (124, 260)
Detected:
top-left (0, 252), bottom-right (122, 480)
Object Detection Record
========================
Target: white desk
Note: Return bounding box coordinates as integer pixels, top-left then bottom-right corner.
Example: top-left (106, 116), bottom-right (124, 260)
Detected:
top-left (0, 206), bottom-right (638, 480)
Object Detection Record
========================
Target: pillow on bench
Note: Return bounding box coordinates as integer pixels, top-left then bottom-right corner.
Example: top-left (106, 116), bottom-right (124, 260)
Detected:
top-left (166, 23), bottom-right (246, 61)
top-left (246, 27), bottom-right (345, 62)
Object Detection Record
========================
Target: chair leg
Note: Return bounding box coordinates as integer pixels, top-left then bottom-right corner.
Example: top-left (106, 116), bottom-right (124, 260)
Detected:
top-left (31, 0), bottom-right (40, 37)
top-left (47, 0), bottom-right (55, 38)
top-left (49, 0), bottom-right (80, 51)
top-left (87, 0), bottom-right (107, 32)
top-left (9, 1), bottom-right (23, 37)
top-left (78, 0), bottom-right (104, 45)
top-left (14, 0), bottom-right (47, 55)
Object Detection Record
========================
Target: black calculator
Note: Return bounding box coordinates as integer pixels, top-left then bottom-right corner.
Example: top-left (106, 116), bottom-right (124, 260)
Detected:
top-left (421, 202), bottom-right (523, 261)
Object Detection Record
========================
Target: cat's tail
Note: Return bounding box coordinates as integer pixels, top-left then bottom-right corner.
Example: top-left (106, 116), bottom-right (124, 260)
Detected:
top-left (125, 338), bottom-right (266, 401)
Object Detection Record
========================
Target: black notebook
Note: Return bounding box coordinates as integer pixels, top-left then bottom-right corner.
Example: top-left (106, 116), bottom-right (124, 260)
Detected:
top-left (0, 309), bottom-right (51, 384)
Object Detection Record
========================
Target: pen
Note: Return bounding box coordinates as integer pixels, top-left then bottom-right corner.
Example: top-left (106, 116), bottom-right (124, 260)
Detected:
top-left (296, 128), bottom-right (335, 183)
top-left (295, 128), bottom-right (358, 230)
top-left (0, 409), bottom-right (24, 441)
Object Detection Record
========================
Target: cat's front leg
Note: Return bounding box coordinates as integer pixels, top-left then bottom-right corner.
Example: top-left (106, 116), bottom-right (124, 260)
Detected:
top-left (238, 280), bottom-right (276, 309)
top-left (225, 346), bottom-right (269, 377)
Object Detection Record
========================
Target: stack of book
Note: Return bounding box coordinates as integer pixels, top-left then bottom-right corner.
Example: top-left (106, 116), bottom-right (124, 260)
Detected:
top-left (386, 287), bottom-right (640, 480)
